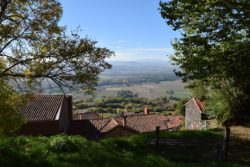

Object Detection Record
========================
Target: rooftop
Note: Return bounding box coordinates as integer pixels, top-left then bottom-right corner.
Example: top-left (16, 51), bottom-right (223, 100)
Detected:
top-left (19, 95), bottom-right (64, 122)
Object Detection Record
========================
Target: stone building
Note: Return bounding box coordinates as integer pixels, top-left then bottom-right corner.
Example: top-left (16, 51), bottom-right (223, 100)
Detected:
top-left (185, 97), bottom-right (208, 130)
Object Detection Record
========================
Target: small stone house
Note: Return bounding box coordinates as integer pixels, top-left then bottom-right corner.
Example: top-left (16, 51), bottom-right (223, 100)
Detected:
top-left (185, 97), bottom-right (208, 130)
top-left (18, 95), bottom-right (72, 135)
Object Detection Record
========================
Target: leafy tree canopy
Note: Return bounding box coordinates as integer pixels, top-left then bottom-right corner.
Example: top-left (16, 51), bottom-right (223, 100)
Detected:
top-left (0, 0), bottom-right (114, 93)
top-left (0, 0), bottom-right (114, 134)
top-left (0, 78), bottom-right (29, 135)
top-left (160, 0), bottom-right (250, 123)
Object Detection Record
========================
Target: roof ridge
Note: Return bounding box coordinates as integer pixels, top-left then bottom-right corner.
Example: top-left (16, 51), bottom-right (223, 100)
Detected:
top-left (99, 118), bottom-right (114, 131)
top-left (89, 117), bottom-right (110, 121)
top-left (33, 94), bottom-right (64, 97)
top-left (193, 97), bottom-right (205, 112)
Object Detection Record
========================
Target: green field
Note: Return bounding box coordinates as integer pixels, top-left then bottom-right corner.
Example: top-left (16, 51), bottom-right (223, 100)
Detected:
top-left (96, 80), bottom-right (191, 99)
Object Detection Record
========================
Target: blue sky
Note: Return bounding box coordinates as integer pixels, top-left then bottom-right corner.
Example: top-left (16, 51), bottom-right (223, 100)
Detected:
top-left (59, 0), bottom-right (180, 61)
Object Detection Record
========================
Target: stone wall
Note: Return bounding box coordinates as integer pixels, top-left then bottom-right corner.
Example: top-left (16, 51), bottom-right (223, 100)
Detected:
top-left (185, 101), bottom-right (205, 129)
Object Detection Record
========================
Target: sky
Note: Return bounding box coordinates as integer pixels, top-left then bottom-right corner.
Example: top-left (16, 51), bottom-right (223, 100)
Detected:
top-left (59, 0), bottom-right (180, 61)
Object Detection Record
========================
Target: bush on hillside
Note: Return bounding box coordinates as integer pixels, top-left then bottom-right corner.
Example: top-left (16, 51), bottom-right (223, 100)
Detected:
top-left (49, 136), bottom-right (86, 153)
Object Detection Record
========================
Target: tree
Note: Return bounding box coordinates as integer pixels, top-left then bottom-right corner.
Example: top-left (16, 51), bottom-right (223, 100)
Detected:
top-left (0, 78), bottom-right (29, 135)
top-left (117, 90), bottom-right (138, 98)
top-left (160, 0), bottom-right (250, 123)
top-left (175, 98), bottom-right (189, 116)
top-left (190, 81), bottom-right (209, 101)
top-left (0, 0), bottom-right (114, 93)
top-left (0, 0), bottom-right (114, 134)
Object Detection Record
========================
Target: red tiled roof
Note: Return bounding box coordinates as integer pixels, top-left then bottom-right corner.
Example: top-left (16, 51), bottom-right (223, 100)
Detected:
top-left (89, 118), bottom-right (111, 131)
top-left (101, 119), bottom-right (119, 133)
top-left (115, 115), bottom-right (170, 133)
top-left (19, 95), bottom-right (64, 122)
top-left (193, 98), bottom-right (205, 112)
top-left (89, 114), bottom-right (182, 134)
top-left (166, 116), bottom-right (184, 129)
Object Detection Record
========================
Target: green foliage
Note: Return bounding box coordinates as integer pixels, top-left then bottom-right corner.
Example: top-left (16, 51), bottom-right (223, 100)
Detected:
top-left (0, 0), bottom-right (114, 93)
top-left (0, 79), bottom-right (26, 135)
top-left (206, 89), bottom-right (231, 124)
top-left (190, 81), bottom-right (209, 101)
top-left (73, 96), bottom-right (174, 116)
top-left (0, 130), bottom-right (249, 167)
top-left (117, 90), bottom-right (138, 98)
top-left (49, 135), bottom-right (87, 153)
top-left (160, 0), bottom-right (250, 123)
top-left (0, 0), bottom-right (113, 135)
top-left (176, 99), bottom-right (189, 116)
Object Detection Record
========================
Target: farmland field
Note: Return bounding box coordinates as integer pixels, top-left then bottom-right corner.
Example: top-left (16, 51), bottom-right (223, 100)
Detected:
top-left (95, 80), bottom-right (191, 99)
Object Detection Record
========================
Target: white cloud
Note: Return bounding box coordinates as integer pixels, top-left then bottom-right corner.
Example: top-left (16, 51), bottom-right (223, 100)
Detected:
top-left (108, 47), bottom-right (174, 61)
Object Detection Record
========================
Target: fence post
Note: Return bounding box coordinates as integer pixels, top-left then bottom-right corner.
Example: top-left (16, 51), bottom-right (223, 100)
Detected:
top-left (222, 126), bottom-right (230, 161)
top-left (216, 143), bottom-right (223, 161)
top-left (155, 126), bottom-right (160, 153)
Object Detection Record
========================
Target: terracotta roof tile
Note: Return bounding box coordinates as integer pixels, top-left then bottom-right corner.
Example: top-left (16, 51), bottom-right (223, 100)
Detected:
top-left (89, 114), bottom-right (182, 134)
top-left (89, 118), bottom-right (111, 131)
top-left (193, 98), bottom-right (205, 112)
top-left (116, 115), bottom-right (169, 133)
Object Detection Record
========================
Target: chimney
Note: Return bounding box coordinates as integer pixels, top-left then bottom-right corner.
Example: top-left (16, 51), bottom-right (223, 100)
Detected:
top-left (67, 95), bottom-right (73, 122)
top-left (144, 107), bottom-right (150, 115)
top-left (122, 116), bottom-right (127, 126)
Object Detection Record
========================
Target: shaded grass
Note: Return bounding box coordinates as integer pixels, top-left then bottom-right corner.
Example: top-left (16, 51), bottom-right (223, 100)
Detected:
top-left (0, 129), bottom-right (248, 167)
top-left (228, 126), bottom-right (250, 164)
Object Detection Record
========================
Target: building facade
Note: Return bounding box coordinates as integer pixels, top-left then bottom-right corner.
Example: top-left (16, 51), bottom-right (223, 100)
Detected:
top-left (185, 98), bottom-right (207, 130)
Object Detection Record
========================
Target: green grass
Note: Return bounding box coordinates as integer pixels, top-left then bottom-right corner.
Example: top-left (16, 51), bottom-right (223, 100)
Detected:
top-left (0, 129), bottom-right (248, 167)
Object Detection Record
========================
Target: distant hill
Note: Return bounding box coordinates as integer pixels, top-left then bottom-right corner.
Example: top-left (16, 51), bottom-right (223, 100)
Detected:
top-left (17, 61), bottom-right (180, 95)
top-left (99, 61), bottom-right (179, 86)
top-left (103, 60), bottom-right (175, 75)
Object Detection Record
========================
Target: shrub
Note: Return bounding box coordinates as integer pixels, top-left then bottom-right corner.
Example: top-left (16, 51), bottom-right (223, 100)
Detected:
top-left (49, 136), bottom-right (81, 153)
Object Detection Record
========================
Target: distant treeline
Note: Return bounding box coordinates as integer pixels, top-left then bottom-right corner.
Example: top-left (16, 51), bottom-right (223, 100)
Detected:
top-left (98, 73), bottom-right (179, 86)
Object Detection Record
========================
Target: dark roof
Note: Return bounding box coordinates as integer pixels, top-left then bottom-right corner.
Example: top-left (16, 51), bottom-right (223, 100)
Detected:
top-left (19, 95), bottom-right (64, 122)
top-left (73, 112), bottom-right (102, 120)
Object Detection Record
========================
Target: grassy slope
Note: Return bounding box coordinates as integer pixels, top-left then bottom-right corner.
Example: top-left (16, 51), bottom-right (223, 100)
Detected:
top-left (1, 129), bottom-right (249, 167)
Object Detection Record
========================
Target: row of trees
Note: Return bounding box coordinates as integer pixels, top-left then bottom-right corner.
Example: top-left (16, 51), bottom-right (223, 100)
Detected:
top-left (74, 90), bottom-right (181, 116)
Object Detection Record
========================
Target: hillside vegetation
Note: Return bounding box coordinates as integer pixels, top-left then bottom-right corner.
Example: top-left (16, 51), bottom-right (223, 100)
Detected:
top-left (0, 129), bottom-right (249, 167)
